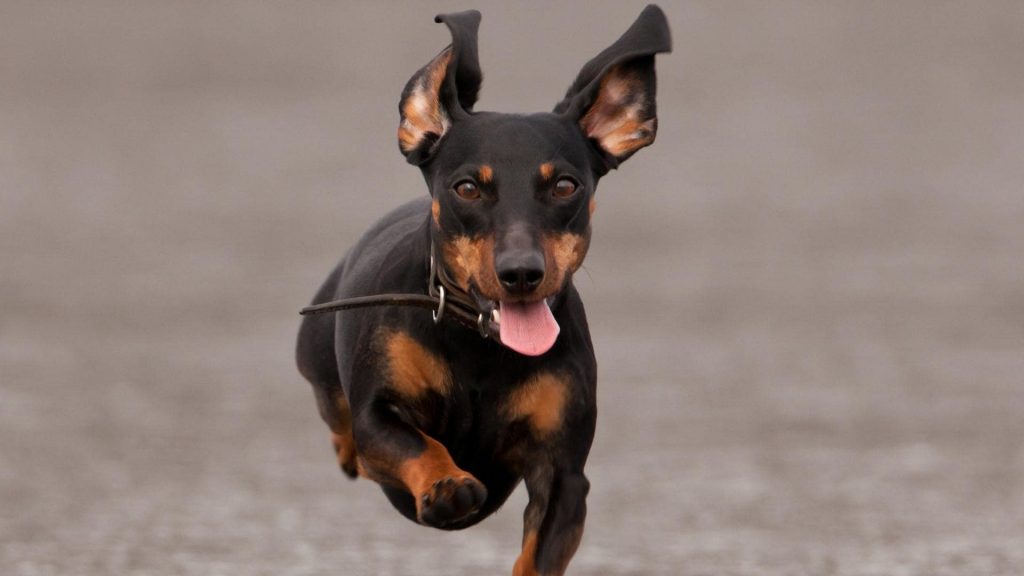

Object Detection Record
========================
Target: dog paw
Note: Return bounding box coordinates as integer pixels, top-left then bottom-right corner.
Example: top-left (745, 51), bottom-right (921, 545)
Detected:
top-left (417, 475), bottom-right (487, 528)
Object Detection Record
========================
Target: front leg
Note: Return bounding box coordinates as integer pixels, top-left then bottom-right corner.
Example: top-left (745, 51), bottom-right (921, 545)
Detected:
top-left (504, 365), bottom-right (596, 576)
top-left (345, 328), bottom-right (488, 527)
top-left (514, 465), bottom-right (590, 576)
top-left (352, 396), bottom-right (488, 528)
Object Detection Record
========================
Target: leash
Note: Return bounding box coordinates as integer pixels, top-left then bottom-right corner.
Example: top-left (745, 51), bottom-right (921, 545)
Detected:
top-left (299, 244), bottom-right (500, 340)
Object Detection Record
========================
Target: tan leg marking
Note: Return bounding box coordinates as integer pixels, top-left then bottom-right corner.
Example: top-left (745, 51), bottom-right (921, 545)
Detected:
top-left (397, 433), bottom-right (484, 524)
top-left (329, 394), bottom-right (359, 478)
top-left (331, 431), bottom-right (359, 478)
top-left (398, 434), bottom-right (471, 496)
top-left (513, 531), bottom-right (540, 576)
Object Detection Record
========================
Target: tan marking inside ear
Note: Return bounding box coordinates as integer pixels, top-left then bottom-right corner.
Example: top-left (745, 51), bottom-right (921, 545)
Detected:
top-left (589, 198), bottom-right (596, 216)
top-left (431, 199), bottom-right (441, 227)
top-left (513, 531), bottom-right (539, 576)
top-left (599, 117), bottom-right (656, 157)
top-left (504, 372), bottom-right (569, 437)
top-left (539, 163), bottom-right (555, 181)
top-left (478, 165), bottom-right (494, 184)
top-left (536, 231), bottom-right (590, 297)
top-left (384, 332), bottom-right (451, 398)
top-left (441, 235), bottom-right (503, 299)
top-left (398, 48), bottom-right (454, 154)
top-left (580, 64), bottom-right (656, 158)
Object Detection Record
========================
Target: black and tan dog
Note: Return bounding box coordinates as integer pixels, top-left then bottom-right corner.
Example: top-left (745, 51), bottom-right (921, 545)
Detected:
top-left (296, 6), bottom-right (670, 575)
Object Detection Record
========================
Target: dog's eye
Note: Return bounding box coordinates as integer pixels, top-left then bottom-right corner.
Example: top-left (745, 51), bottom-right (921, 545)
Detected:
top-left (454, 181), bottom-right (480, 200)
top-left (553, 178), bottom-right (578, 198)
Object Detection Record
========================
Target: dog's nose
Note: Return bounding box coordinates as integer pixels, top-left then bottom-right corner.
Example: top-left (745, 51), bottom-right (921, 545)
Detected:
top-left (496, 251), bottom-right (545, 295)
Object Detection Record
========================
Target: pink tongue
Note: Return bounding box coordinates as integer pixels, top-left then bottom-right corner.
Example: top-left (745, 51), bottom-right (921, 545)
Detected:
top-left (499, 300), bottom-right (560, 356)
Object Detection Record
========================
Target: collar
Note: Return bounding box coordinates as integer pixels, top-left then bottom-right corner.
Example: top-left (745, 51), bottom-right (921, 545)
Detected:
top-left (300, 242), bottom-right (499, 340)
top-left (427, 242), bottom-right (500, 338)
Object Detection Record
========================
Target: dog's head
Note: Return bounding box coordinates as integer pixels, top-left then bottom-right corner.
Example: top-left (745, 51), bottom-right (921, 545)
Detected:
top-left (398, 6), bottom-right (671, 355)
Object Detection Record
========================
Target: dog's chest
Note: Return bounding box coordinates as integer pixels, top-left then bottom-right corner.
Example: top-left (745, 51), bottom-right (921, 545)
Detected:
top-left (383, 328), bottom-right (565, 420)
top-left (437, 366), bottom-right (572, 461)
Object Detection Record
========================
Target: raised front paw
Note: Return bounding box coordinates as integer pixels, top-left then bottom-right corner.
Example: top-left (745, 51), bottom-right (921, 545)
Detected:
top-left (417, 475), bottom-right (487, 528)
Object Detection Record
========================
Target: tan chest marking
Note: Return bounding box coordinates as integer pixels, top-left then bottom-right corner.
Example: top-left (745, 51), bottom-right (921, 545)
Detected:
top-left (384, 332), bottom-right (451, 398)
top-left (504, 372), bottom-right (569, 437)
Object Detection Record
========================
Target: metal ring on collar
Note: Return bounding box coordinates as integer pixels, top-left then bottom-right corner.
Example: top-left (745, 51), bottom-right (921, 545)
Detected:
top-left (432, 285), bottom-right (446, 323)
top-left (427, 254), bottom-right (439, 298)
top-left (477, 311), bottom-right (490, 338)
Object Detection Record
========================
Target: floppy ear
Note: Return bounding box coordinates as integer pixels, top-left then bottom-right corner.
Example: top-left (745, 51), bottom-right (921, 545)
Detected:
top-left (554, 5), bottom-right (672, 171)
top-left (398, 10), bottom-right (483, 165)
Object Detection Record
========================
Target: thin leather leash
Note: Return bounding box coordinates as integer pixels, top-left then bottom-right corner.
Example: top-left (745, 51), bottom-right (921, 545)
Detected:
top-left (299, 244), bottom-right (500, 340)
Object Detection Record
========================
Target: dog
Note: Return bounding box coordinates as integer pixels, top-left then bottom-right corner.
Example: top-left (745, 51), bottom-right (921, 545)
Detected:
top-left (296, 6), bottom-right (670, 574)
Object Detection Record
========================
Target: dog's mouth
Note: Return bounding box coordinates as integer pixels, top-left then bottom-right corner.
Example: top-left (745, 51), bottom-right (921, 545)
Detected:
top-left (496, 297), bottom-right (560, 356)
top-left (470, 287), bottom-right (560, 357)
top-left (439, 230), bottom-right (590, 356)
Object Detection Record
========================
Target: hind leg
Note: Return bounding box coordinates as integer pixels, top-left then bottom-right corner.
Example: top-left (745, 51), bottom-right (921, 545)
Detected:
top-left (298, 318), bottom-right (359, 479)
top-left (327, 392), bottom-right (359, 478)
top-left (296, 261), bottom-right (361, 479)
top-left (311, 384), bottom-right (360, 480)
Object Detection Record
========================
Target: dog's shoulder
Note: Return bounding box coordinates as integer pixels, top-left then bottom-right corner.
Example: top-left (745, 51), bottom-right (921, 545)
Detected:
top-left (336, 196), bottom-right (432, 298)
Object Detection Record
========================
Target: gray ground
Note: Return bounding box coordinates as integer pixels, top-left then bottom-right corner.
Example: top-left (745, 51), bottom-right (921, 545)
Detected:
top-left (3, 2), bottom-right (1024, 575)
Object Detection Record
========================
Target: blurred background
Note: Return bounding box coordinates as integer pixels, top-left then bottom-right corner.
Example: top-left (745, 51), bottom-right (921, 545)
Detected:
top-left (2, 1), bottom-right (1023, 574)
